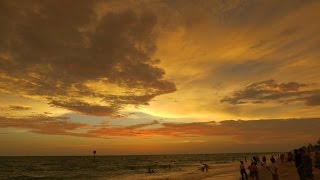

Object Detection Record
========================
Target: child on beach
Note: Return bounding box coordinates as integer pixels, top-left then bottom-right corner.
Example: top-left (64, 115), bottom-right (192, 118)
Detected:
top-left (240, 161), bottom-right (248, 180)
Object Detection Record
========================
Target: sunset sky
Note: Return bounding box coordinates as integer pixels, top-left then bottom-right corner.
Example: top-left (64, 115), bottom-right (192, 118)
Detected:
top-left (1, 0), bottom-right (320, 155)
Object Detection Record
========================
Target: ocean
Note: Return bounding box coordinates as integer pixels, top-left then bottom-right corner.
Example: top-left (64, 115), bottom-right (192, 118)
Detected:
top-left (0, 153), bottom-right (276, 179)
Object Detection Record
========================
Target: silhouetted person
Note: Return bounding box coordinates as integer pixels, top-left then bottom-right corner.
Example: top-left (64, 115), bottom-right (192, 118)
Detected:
top-left (148, 167), bottom-right (155, 173)
top-left (295, 149), bottom-right (305, 180)
top-left (248, 162), bottom-right (255, 178)
top-left (280, 153), bottom-right (284, 163)
top-left (301, 149), bottom-right (314, 180)
top-left (202, 163), bottom-right (209, 172)
top-left (270, 155), bottom-right (275, 163)
top-left (262, 156), bottom-right (267, 166)
top-left (240, 161), bottom-right (248, 180)
top-left (93, 150), bottom-right (96, 162)
top-left (253, 162), bottom-right (259, 180)
top-left (267, 158), bottom-right (278, 180)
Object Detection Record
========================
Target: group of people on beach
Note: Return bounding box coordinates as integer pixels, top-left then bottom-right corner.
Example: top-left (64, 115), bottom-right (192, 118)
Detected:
top-left (239, 149), bottom-right (318, 180)
top-left (294, 148), bottom-right (314, 180)
top-left (240, 155), bottom-right (278, 180)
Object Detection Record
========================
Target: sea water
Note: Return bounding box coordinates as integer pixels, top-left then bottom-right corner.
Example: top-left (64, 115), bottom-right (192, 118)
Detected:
top-left (0, 153), bottom-right (276, 179)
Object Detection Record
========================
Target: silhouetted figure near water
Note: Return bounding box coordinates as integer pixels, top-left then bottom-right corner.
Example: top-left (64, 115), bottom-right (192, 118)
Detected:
top-left (148, 167), bottom-right (155, 173)
top-left (202, 164), bottom-right (209, 172)
top-left (93, 150), bottom-right (96, 162)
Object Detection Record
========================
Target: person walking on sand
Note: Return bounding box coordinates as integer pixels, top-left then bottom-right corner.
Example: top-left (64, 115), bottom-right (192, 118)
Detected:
top-left (295, 149), bottom-right (305, 180)
top-left (267, 158), bottom-right (279, 180)
top-left (240, 161), bottom-right (248, 180)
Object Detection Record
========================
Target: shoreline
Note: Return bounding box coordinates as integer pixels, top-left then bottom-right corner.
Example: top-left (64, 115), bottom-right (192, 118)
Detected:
top-left (110, 152), bottom-right (320, 180)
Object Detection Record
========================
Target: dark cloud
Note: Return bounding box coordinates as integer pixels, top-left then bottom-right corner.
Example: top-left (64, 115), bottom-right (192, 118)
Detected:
top-left (49, 100), bottom-right (120, 117)
top-left (221, 79), bottom-right (320, 106)
top-left (8, 105), bottom-right (32, 111)
top-left (0, 0), bottom-right (176, 116)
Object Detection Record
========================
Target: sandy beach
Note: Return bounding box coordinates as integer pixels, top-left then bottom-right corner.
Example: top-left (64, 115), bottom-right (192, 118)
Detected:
top-left (111, 153), bottom-right (320, 180)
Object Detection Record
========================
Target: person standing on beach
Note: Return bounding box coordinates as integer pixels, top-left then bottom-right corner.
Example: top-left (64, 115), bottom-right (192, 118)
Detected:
top-left (280, 154), bottom-right (284, 163)
top-left (253, 162), bottom-right (259, 180)
top-left (295, 149), bottom-right (305, 180)
top-left (267, 158), bottom-right (279, 180)
top-left (262, 156), bottom-right (267, 166)
top-left (240, 161), bottom-right (248, 180)
top-left (248, 162), bottom-right (254, 178)
top-left (270, 155), bottom-right (275, 163)
top-left (301, 149), bottom-right (314, 180)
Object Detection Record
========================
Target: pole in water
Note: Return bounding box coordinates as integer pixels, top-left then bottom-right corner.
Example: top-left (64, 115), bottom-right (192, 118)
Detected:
top-left (93, 150), bottom-right (96, 162)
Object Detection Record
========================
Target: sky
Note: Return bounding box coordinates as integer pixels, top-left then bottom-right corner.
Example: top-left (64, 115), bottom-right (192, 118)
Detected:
top-left (0, 0), bottom-right (320, 155)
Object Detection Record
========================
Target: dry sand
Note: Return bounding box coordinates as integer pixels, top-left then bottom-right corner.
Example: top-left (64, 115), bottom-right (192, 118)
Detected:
top-left (111, 153), bottom-right (320, 180)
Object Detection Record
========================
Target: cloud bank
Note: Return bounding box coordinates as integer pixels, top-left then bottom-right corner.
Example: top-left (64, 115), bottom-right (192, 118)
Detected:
top-left (1, 113), bottom-right (319, 145)
top-left (0, 0), bottom-right (175, 116)
top-left (221, 80), bottom-right (320, 106)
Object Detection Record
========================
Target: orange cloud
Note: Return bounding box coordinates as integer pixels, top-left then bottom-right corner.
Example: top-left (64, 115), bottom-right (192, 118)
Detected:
top-left (1, 113), bottom-right (319, 145)
top-left (0, 115), bottom-right (90, 137)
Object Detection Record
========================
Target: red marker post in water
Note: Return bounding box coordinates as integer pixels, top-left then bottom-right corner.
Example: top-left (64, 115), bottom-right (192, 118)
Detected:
top-left (93, 150), bottom-right (96, 162)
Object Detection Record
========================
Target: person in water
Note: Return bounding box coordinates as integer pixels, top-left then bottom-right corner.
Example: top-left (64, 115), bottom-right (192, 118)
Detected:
top-left (202, 163), bottom-right (209, 172)
top-left (240, 161), bottom-right (248, 180)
